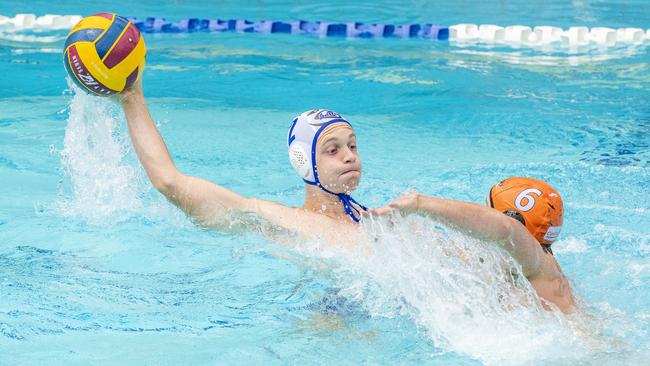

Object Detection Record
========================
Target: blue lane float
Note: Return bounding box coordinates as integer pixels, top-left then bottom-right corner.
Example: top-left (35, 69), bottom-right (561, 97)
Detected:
top-left (129, 17), bottom-right (450, 40)
top-left (2, 14), bottom-right (649, 47)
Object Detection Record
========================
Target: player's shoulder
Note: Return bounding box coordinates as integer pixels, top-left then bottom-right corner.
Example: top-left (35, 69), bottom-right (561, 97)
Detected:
top-left (537, 250), bottom-right (567, 281)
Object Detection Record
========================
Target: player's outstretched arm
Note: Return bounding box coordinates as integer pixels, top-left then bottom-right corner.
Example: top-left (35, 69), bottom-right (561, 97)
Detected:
top-left (119, 80), bottom-right (282, 232)
top-left (372, 193), bottom-right (544, 278)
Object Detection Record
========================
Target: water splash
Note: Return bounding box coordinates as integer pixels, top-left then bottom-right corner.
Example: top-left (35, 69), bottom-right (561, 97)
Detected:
top-left (294, 214), bottom-right (628, 365)
top-left (57, 84), bottom-right (145, 224)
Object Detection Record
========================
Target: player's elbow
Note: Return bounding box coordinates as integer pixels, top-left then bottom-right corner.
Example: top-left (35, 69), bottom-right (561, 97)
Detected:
top-left (500, 218), bottom-right (543, 278)
top-left (152, 171), bottom-right (182, 196)
top-left (494, 216), bottom-right (516, 242)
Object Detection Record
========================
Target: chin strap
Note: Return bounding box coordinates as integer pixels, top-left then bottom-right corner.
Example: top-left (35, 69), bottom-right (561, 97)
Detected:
top-left (337, 193), bottom-right (367, 222)
top-left (317, 183), bottom-right (367, 222)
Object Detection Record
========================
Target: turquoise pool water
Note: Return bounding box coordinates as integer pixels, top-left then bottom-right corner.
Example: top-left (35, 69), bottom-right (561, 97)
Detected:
top-left (1, 1), bottom-right (649, 365)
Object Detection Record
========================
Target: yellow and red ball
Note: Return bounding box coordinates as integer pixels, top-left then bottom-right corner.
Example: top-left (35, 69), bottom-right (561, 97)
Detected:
top-left (63, 13), bottom-right (146, 96)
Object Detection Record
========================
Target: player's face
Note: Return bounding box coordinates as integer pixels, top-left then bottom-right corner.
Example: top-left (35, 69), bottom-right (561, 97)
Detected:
top-left (315, 123), bottom-right (362, 194)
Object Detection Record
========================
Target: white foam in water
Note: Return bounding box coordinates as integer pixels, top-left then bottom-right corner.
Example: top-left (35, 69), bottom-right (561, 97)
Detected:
top-left (294, 214), bottom-right (620, 365)
top-left (554, 236), bottom-right (589, 254)
top-left (57, 84), bottom-right (144, 223)
top-left (0, 33), bottom-right (63, 43)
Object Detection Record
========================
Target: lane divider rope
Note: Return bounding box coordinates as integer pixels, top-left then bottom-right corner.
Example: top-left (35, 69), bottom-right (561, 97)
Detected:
top-left (1, 13), bottom-right (649, 47)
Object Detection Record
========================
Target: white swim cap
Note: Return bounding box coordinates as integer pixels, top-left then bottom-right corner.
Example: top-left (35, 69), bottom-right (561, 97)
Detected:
top-left (287, 109), bottom-right (366, 222)
top-left (287, 109), bottom-right (351, 185)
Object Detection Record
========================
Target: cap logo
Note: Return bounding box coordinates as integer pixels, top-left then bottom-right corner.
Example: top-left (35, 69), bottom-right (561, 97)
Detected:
top-left (316, 110), bottom-right (341, 119)
top-left (288, 117), bottom-right (298, 145)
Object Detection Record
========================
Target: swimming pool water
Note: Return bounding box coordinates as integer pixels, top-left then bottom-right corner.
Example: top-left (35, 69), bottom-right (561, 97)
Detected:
top-left (1, 1), bottom-right (649, 365)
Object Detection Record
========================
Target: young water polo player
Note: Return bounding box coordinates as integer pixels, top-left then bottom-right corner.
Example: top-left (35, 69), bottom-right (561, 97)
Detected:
top-left (487, 177), bottom-right (574, 311)
top-left (118, 80), bottom-right (574, 312)
top-left (120, 81), bottom-right (366, 245)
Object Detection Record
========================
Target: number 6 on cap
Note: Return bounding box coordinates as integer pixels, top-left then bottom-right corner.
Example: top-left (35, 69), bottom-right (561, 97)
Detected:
top-left (515, 188), bottom-right (542, 212)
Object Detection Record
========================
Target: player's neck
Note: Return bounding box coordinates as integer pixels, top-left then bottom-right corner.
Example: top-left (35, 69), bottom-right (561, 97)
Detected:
top-left (302, 184), bottom-right (350, 221)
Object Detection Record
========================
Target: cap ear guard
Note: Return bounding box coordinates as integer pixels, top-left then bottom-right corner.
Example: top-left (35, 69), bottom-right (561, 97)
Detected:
top-left (289, 143), bottom-right (312, 181)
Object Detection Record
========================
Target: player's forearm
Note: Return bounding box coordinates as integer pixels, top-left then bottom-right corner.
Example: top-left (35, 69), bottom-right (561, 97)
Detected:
top-left (415, 194), bottom-right (541, 277)
top-left (120, 90), bottom-right (180, 192)
top-left (415, 195), bottom-right (513, 242)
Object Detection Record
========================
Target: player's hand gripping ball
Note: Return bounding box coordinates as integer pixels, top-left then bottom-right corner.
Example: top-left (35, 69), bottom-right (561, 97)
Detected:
top-left (63, 13), bottom-right (146, 96)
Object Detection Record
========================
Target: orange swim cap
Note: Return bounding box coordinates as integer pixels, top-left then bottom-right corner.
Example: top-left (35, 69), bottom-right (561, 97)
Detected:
top-left (487, 177), bottom-right (563, 245)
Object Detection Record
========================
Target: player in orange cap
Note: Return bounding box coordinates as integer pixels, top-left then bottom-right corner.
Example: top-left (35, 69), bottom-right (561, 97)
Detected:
top-left (486, 177), bottom-right (573, 311)
top-left (370, 177), bottom-right (574, 312)
top-left (487, 177), bottom-right (563, 255)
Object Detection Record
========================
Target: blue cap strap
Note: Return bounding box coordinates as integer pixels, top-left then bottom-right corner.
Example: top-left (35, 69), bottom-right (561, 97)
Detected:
top-left (337, 193), bottom-right (367, 222)
top-left (346, 195), bottom-right (368, 211)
